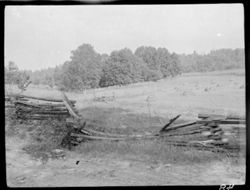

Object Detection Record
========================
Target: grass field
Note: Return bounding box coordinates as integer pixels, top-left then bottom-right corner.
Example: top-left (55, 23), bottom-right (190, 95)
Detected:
top-left (5, 69), bottom-right (246, 186)
top-left (7, 68), bottom-right (245, 118)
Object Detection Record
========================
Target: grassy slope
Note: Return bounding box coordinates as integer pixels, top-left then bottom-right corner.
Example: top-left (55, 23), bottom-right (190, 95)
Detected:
top-left (7, 68), bottom-right (245, 118)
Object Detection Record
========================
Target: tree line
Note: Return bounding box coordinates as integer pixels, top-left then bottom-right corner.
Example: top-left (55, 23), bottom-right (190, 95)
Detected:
top-left (179, 49), bottom-right (244, 72)
top-left (5, 44), bottom-right (244, 91)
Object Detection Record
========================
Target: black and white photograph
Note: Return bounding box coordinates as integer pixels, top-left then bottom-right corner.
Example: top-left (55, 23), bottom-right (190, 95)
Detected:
top-left (4, 4), bottom-right (246, 186)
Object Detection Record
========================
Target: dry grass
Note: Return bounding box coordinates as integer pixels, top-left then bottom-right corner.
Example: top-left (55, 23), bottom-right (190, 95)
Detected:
top-left (74, 138), bottom-right (243, 165)
top-left (78, 106), bottom-right (170, 135)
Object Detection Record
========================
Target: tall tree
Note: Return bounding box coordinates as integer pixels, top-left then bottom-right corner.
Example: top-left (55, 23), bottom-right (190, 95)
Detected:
top-left (135, 46), bottom-right (160, 71)
top-left (135, 46), bottom-right (181, 78)
top-left (99, 48), bottom-right (145, 87)
top-left (59, 44), bottom-right (102, 90)
top-left (156, 47), bottom-right (171, 77)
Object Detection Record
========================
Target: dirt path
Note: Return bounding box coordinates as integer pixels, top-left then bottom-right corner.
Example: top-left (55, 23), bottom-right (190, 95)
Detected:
top-left (6, 137), bottom-right (245, 187)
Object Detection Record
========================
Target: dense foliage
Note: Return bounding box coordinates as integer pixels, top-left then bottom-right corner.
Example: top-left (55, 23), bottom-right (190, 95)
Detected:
top-left (5, 44), bottom-right (244, 91)
top-left (56, 44), bottom-right (102, 90)
top-left (99, 48), bottom-right (145, 87)
top-left (50, 44), bottom-right (182, 90)
top-left (179, 49), bottom-right (245, 73)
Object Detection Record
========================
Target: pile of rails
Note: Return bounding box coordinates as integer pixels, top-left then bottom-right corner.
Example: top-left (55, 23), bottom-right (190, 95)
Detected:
top-left (5, 94), bottom-right (77, 120)
top-left (158, 113), bottom-right (245, 152)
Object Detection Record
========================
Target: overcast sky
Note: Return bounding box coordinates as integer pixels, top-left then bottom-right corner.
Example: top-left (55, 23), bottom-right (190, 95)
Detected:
top-left (5, 4), bottom-right (244, 71)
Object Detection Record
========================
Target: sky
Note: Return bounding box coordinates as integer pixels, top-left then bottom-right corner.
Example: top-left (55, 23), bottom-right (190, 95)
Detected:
top-left (5, 4), bottom-right (244, 71)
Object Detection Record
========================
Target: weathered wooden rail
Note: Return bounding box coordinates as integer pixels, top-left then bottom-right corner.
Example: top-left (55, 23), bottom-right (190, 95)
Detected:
top-left (7, 94), bottom-right (76, 104)
top-left (5, 93), bottom-right (77, 120)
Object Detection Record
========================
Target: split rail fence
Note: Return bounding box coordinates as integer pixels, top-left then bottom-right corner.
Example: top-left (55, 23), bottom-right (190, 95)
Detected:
top-left (5, 93), bottom-right (245, 154)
